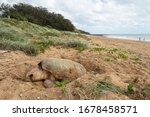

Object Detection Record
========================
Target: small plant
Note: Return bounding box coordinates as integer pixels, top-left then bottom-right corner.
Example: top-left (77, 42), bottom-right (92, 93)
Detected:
top-left (93, 47), bottom-right (106, 52)
top-left (125, 84), bottom-right (134, 95)
top-left (118, 51), bottom-right (128, 59)
top-left (107, 48), bottom-right (118, 54)
top-left (130, 56), bottom-right (141, 64)
top-left (142, 88), bottom-right (150, 94)
top-left (76, 47), bottom-right (86, 52)
top-left (32, 38), bottom-right (66, 52)
top-left (104, 58), bottom-right (114, 62)
top-left (54, 80), bottom-right (68, 92)
top-left (33, 40), bottom-right (50, 52)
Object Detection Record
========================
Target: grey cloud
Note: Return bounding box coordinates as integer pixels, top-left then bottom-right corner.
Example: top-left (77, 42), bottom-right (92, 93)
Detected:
top-left (1, 0), bottom-right (150, 34)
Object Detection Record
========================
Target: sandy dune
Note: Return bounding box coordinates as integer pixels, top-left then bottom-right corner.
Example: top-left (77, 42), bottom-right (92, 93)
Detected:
top-left (0, 36), bottom-right (150, 100)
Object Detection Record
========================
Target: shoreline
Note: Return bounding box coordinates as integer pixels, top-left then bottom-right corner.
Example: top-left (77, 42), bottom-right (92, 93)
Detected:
top-left (91, 34), bottom-right (150, 42)
top-left (104, 35), bottom-right (150, 42)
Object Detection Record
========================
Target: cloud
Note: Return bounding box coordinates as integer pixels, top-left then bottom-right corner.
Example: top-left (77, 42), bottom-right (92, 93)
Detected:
top-left (1, 0), bottom-right (150, 34)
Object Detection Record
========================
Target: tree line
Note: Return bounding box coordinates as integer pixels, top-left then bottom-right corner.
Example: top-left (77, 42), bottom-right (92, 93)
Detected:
top-left (0, 3), bottom-right (75, 31)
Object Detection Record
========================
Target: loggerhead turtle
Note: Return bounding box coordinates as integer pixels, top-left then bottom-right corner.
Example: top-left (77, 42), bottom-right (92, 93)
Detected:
top-left (26, 58), bottom-right (86, 88)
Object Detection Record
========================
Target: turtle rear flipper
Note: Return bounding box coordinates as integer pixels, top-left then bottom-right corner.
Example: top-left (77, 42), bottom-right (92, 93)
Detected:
top-left (43, 79), bottom-right (53, 88)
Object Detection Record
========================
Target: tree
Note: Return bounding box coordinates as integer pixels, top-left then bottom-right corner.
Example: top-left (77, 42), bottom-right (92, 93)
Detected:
top-left (1, 3), bottom-right (75, 31)
top-left (0, 3), bottom-right (11, 17)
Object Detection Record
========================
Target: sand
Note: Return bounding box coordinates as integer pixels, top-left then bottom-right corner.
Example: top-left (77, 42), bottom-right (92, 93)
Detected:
top-left (0, 36), bottom-right (150, 100)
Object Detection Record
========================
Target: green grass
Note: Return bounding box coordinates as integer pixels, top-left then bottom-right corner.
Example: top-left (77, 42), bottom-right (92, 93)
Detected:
top-left (142, 88), bottom-right (150, 94)
top-left (54, 80), bottom-right (68, 92)
top-left (66, 40), bottom-right (88, 49)
top-left (125, 84), bottom-right (134, 95)
top-left (92, 46), bottom-right (130, 61)
top-left (0, 18), bottom-right (88, 55)
top-left (97, 81), bottom-right (122, 94)
top-left (0, 39), bottom-right (39, 55)
top-left (107, 48), bottom-right (118, 54)
top-left (33, 38), bottom-right (88, 53)
top-left (118, 51), bottom-right (128, 59)
top-left (73, 81), bottom-right (123, 99)
top-left (73, 81), bottom-right (103, 99)
top-left (93, 47), bottom-right (106, 52)
top-left (130, 56), bottom-right (141, 64)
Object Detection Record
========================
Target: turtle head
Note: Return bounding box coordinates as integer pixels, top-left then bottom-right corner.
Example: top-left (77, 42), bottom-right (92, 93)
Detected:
top-left (25, 68), bottom-right (47, 82)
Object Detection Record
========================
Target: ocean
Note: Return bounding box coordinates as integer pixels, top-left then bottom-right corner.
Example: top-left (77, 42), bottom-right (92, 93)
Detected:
top-left (104, 34), bottom-right (150, 42)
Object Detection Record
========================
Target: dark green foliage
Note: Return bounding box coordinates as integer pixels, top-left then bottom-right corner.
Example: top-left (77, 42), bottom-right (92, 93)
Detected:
top-left (77, 29), bottom-right (90, 34)
top-left (0, 3), bottom-right (11, 17)
top-left (0, 3), bottom-right (75, 31)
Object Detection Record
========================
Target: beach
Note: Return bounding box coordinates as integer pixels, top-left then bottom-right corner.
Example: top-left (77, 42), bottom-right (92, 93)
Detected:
top-left (0, 35), bottom-right (150, 100)
top-left (91, 36), bottom-right (150, 56)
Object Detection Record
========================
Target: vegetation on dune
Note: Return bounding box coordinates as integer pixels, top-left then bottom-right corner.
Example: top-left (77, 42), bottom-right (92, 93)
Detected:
top-left (130, 55), bottom-right (141, 64)
top-left (0, 3), bottom-right (89, 55)
top-left (0, 3), bottom-right (75, 31)
top-left (0, 18), bottom-right (88, 55)
top-left (33, 38), bottom-right (88, 53)
top-left (91, 46), bottom-right (141, 63)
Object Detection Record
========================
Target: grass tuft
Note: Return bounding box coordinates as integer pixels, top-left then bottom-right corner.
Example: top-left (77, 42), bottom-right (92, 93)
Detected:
top-left (125, 84), bottom-right (134, 95)
top-left (97, 81), bottom-right (122, 94)
top-left (66, 40), bottom-right (88, 49)
top-left (130, 56), bottom-right (141, 64)
top-left (73, 81), bottom-right (123, 99)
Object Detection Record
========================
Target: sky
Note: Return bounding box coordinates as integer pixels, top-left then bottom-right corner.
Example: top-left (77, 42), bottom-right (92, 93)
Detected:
top-left (0, 0), bottom-right (150, 34)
